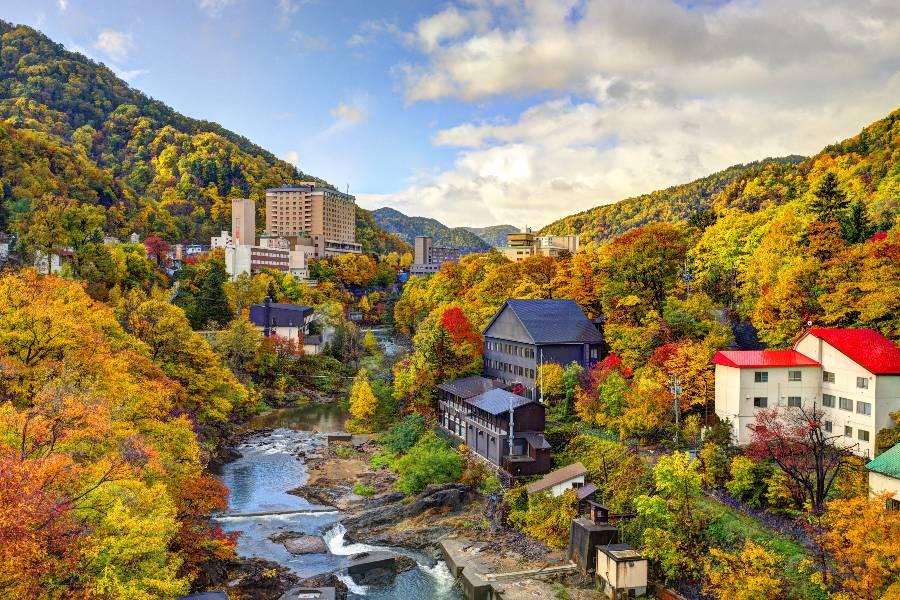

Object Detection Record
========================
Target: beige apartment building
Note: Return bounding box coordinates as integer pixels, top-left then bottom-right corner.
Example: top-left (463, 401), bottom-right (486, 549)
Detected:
top-left (265, 185), bottom-right (361, 257)
top-left (498, 230), bottom-right (580, 262)
top-left (713, 328), bottom-right (900, 457)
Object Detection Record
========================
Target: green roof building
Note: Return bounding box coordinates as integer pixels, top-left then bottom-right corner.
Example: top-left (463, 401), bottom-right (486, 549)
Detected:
top-left (866, 444), bottom-right (900, 509)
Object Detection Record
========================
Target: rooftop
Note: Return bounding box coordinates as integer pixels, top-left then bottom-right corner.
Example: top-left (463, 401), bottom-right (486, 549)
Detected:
top-left (465, 388), bottom-right (536, 416)
top-left (248, 302), bottom-right (313, 328)
top-left (525, 461), bottom-right (588, 495)
top-left (711, 350), bottom-right (821, 368)
top-left (866, 444), bottom-right (900, 480)
top-left (486, 299), bottom-right (604, 345)
top-left (437, 375), bottom-right (501, 400)
top-left (803, 328), bottom-right (900, 375)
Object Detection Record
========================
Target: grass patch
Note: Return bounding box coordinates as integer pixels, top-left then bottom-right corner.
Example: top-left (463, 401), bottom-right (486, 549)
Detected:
top-left (333, 446), bottom-right (358, 458)
top-left (700, 496), bottom-right (826, 600)
top-left (352, 482), bottom-right (375, 497)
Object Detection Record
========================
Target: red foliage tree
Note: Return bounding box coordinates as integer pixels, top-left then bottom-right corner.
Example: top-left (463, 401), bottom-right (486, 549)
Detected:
top-left (747, 404), bottom-right (856, 514)
top-left (440, 306), bottom-right (483, 354)
top-left (171, 474), bottom-right (237, 588)
top-left (143, 237), bottom-right (171, 267)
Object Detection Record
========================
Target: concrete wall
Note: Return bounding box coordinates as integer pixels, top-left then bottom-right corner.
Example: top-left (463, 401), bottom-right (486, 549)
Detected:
top-left (869, 471), bottom-right (900, 502)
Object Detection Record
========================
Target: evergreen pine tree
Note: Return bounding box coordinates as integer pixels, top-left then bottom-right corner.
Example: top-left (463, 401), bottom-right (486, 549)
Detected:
top-left (839, 200), bottom-right (876, 243)
top-left (195, 260), bottom-right (233, 329)
top-left (809, 172), bottom-right (849, 221)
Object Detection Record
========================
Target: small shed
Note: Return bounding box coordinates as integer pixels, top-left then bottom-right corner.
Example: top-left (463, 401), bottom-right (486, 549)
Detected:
top-left (596, 544), bottom-right (648, 600)
top-left (525, 462), bottom-right (587, 497)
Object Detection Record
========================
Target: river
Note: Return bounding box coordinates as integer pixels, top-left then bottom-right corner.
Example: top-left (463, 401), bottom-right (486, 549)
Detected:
top-left (217, 405), bottom-right (462, 599)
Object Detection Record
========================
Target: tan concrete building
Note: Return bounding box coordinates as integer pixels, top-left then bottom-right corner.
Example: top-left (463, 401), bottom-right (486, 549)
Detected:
top-left (713, 328), bottom-right (900, 457)
top-left (232, 198), bottom-right (256, 246)
top-left (498, 230), bottom-right (580, 262)
top-left (265, 185), bottom-right (361, 257)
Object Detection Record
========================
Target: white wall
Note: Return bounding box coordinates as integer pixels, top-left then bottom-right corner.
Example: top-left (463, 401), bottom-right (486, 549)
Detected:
top-left (549, 475), bottom-right (585, 497)
top-left (715, 364), bottom-right (819, 445)
top-left (869, 471), bottom-right (900, 502)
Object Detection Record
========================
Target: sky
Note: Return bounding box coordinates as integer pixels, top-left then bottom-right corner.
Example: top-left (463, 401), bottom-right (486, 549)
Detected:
top-left (3, 0), bottom-right (900, 228)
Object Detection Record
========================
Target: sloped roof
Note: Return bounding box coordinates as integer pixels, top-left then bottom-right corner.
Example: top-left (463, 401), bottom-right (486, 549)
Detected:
top-left (575, 483), bottom-right (598, 501)
top-left (248, 303), bottom-right (313, 328)
top-left (804, 328), bottom-right (900, 375)
top-left (466, 388), bottom-right (536, 416)
top-left (711, 350), bottom-right (820, 368)
top-left (485, 299), bottom-right (604, 344)
top-left (437, 375), bottom-right (501, 399)
top-left (866, 444), bottom-right (900, 480)
top-left (525, 462), bottom-right (588, 494)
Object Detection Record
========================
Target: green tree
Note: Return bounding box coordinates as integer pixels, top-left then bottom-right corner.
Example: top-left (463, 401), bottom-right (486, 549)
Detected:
top-left (809, 171), bottom-right (849, 221)
top-left (635, 451), bottom-right (707, 582)
top-left (393, 431), bottom-right (462, 495)
top-left (193, 258), bottom-right (233, 330)
top-left (839, 200), bottom-right (876, 243)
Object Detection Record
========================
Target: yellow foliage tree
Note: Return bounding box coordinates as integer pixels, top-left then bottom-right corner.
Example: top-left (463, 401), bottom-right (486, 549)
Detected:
top-left (538, 363), bottom-right (565, 399)
top-left (704, 540), bottom-right (786, 600)
top-left (347, 369), bottom-right (378, 433)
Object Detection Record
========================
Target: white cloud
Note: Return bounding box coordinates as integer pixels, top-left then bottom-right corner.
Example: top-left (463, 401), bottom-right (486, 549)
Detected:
top-left (57, 0), bottom-right (68, 10)
top-left (347, 19), bottom-right (406, 47)
top-left (277, 0), bottom-right (301, 27)
top-left (116, 67), bottom-right (149, 82)
top-left (197, 0), bottom-right (236, 18)
top-left (331, 102), bottom-right (367, 124)
top-left (290, 31), bottom-right (332, 51)
top-left (283, 150), bottom-right (301, 165)
top-left (369, 0), bottom-right (900, 227)
top-left (93, 30), bottom-right (133, 62)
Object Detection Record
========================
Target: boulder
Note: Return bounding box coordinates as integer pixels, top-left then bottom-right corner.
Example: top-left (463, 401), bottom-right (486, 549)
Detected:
top-left (344, 551), bottom-right (416, 586)
top-left (269, 532), bottom-right (329, 555)
top-left (343, 483), bottom-right (473, 531)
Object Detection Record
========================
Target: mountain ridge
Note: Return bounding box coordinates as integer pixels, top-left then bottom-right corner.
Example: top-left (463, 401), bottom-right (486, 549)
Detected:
top-left (0, 20), bottom-right (401, 253)
top-left (372, 206), bottom-right (493, 253)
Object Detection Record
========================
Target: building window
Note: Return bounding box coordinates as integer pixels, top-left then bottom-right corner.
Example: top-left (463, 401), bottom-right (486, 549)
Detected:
top-left (787, 396), bottom-right (802, 408)
top-left (822, 394), bottom-right (835, 408)
top-left (824, 420), bottom-right (832, 433)
top-left (856, 377), bottom-right (869, 389)
top-left (856, 401), bottom-right (871, 416)
top-left (844, 426), bottom-right (853, 438)
top-left (754, 372), bottom-right (768, 383)
top-left (839, 397), bottom-right (853, 411)
top-left (753, 397), bottom-right (768, 408)
top-left (788, 370), bottom-right (802, 382)
top-left (823, 371), bottom-right (836, 383)
top-left (858, 429), bottom-right (870, 442)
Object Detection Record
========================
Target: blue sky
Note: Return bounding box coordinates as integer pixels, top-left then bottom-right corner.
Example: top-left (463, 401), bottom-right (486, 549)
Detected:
top-left (2, 1), bottom-right (900, 227)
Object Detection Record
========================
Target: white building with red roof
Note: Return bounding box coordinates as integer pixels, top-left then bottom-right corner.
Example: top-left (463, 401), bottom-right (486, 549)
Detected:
top-left (713, 328), bottom-right (900, 456)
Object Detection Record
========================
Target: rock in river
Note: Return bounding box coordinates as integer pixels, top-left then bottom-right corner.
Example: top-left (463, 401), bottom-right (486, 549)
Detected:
top-left (270, 532), bottom-right (329, 555)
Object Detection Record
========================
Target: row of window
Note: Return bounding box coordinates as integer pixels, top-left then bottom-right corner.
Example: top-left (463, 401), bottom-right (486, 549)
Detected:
top-left (822, 421), bottom-right (870, 442)
top-left (822, 394), bottom-right (871, 415)
top-left (752, 395), bottom-right (871, 415)
top-left (486, 359), bottom-right (536, 379)
top-left (753, 370), bottom-right (870, 389)
top-left (486, 341), bottom-right (536, 359)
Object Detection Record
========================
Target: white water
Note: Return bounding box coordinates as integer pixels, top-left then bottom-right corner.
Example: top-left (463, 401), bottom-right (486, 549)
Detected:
top-left (323, 523), bottom-right (384, 556)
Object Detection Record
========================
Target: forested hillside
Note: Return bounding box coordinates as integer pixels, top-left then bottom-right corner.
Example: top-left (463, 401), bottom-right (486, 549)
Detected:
top-left (465, 224), bottom-right (520, 247)
top-left (540, 157), bottom-right (805, 241)
top-left (0, 21), bottom-right (394, 249)
top-left (372, 206), bottom-right (491, 252)
top-left (356, 207), bottom-right (412, 255)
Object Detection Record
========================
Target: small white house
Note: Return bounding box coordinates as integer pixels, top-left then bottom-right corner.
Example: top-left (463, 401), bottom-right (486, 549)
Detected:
top-left (596, 544), bottom-right (648, 600)
top-left (525, 462), bottom-right (587, 497)
top-left (248, 298), bottom-right (314, 347)
top-left (866, 445), bottom-right (900, 511)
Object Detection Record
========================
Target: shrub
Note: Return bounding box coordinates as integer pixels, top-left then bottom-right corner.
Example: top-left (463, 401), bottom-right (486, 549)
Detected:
top-left (334, 446), bottom-right (357, 458)
top-left (726, 456), bottom-right (771, 507)
top-left (704, 540), bottom-right (786, 600)
top-left (699, 442), bottom-right (729, 487)
top-left (507, 489), bottom-right (578, 549)
top-left (393, 431), bottom-right (463, 495)
top-left (352, 482), bottom-right (375, 497)
top-left (379, 414), bottom-right (426, 454)
top-left (369, 451), bottom-right (395, 470)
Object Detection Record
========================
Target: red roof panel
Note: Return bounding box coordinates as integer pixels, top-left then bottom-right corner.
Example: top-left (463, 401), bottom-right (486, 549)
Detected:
top-left (711, 350), bottom-right (820, 368)
top-left (804, 328), bottom-right (900, 375)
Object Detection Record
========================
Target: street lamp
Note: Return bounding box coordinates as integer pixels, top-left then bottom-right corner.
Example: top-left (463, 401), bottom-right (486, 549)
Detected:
top-left (670, 375), bottom-right (682, 444)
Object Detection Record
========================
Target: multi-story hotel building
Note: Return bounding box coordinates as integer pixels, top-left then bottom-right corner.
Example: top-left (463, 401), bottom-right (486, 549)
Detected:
top-left (498, 230), bottom-right (580, 262)
top-left (411, 235), bottom-right (461, 276)
top-left (713, 328), bottom-right (900, 457)
top-left (265, 185), bottom-right (361, 257)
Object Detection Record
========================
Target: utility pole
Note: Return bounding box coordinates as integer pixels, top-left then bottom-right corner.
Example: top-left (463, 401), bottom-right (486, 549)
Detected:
top-left (670, 375), bottom-right (682, 444)
top-left (539, 348), bottom-right (544, 404)
top-left (508, 394), bottom-right (515, 456)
